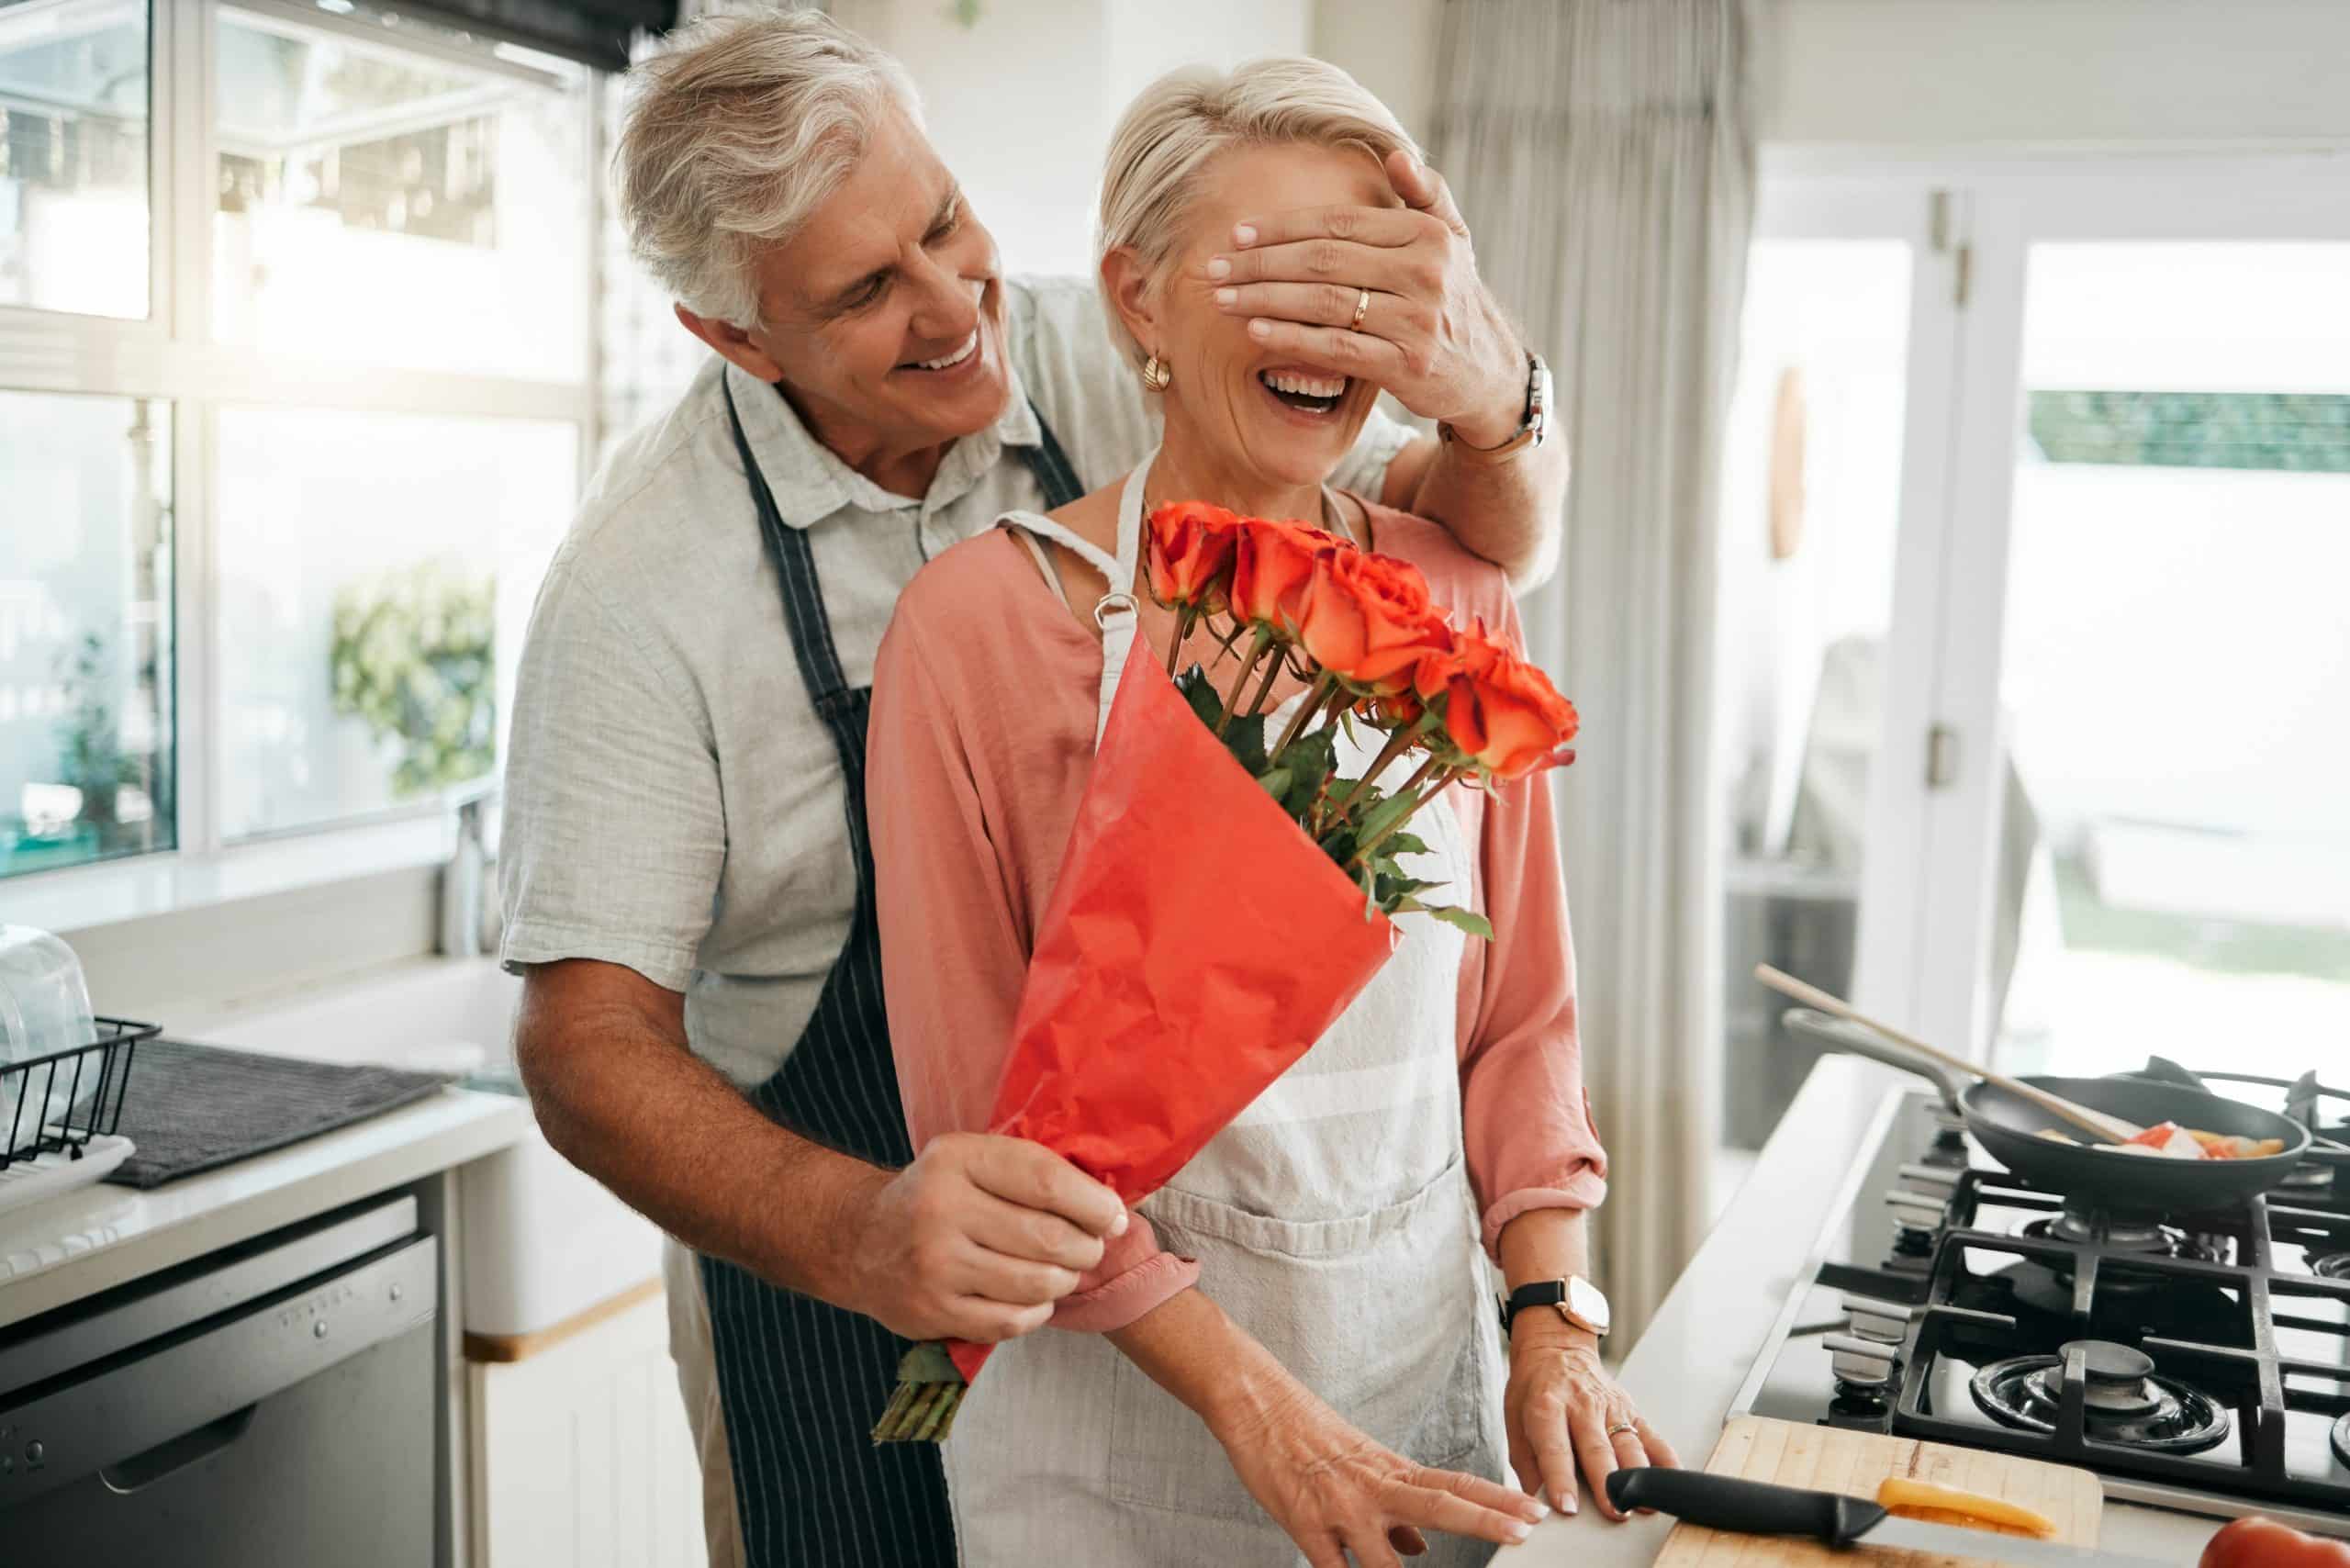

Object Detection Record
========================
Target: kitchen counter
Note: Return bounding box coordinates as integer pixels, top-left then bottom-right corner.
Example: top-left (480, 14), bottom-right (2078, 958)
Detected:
top-left (0, 1086), bottom-right (531, 1331)
top-left (1511, 1055), bottom-right (2228, 1566)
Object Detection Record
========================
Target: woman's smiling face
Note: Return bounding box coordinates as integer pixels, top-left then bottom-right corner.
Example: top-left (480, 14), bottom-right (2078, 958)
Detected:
top-left (1123, 141), bottom-right (1401, 489)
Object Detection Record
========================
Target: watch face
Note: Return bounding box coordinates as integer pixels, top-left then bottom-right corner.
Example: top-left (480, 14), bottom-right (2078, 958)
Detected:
top-left (1567, 1275), bottom-right (1610, 1335)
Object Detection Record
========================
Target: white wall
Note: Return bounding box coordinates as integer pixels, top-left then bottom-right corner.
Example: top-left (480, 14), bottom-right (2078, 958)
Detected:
top-left (846, 0), bottom-right (1310, 279)
top-left (1757, 0), bottom-right (2350, 149)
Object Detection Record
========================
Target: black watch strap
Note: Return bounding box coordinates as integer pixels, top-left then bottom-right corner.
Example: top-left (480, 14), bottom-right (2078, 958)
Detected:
top-left (1500, 1280), bottom-right (1568, 1335)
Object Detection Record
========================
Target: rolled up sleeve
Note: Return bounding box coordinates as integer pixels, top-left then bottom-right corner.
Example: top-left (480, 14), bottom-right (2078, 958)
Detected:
top-left (498, 554), bottom-right (723, 992)
top-left (866, 601), bottom-right (1199, 1332)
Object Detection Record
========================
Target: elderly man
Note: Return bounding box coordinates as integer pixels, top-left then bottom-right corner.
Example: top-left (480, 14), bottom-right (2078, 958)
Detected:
top-left (500, 11), bottom-right (1566, 1568)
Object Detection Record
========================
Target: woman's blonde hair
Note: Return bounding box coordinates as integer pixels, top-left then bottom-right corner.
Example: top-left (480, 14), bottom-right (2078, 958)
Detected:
top-left (1096, 58), bottom-right (1421, 365)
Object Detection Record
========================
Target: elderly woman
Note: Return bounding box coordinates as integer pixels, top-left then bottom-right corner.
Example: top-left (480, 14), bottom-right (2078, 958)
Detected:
top-left (867, 59), bottom-right (1672, 1568)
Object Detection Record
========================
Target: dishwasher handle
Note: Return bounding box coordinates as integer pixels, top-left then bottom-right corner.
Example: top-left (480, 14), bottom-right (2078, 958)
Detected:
top-left (100, 1405), bottom-right (258, 1495)
top-left (0, 1236), bottom-right (437, 1511)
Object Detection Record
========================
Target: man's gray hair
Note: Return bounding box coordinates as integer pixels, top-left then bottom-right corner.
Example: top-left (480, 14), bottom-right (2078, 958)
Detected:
top-left (616, 9), bottom-right (922, 330)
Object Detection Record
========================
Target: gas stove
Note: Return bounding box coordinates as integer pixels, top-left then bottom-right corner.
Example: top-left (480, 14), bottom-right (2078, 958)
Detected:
top-left (1732, 1074), bottom-right (2350, 1537)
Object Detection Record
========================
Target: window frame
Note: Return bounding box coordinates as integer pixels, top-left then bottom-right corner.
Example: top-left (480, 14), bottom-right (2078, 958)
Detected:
top-left (2, 0), bottom-right (600, 918)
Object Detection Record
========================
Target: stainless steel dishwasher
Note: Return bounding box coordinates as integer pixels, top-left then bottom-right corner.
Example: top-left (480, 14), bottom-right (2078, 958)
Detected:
top-left (0, 1195), bottom-right (438, 1565)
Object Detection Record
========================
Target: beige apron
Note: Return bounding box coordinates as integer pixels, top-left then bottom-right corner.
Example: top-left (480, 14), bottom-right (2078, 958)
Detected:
top-left (947, 460), bottom-right (1508, 1566)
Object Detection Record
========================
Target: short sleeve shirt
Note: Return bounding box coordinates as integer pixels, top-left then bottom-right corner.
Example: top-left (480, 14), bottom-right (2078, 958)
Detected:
top-left (498, 276), bottom-right (1416, 1090)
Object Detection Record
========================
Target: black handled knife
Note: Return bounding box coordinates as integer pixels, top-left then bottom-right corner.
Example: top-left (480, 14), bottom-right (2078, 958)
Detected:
top-left (1606, 1468), bottom-right (2173, 1566)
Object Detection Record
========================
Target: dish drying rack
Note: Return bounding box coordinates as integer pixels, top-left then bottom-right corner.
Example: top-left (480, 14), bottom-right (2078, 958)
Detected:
top-left (0, 1018), bottom-right (151, 1216)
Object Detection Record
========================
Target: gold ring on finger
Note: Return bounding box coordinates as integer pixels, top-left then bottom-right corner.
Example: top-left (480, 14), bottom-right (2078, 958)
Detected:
top-left (1348, 287), bottom-right (1371, 332)
top-left (1606, 1420), bottom-right (1637, 1438)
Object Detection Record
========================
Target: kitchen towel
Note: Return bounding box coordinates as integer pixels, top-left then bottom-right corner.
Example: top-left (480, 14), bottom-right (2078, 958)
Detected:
top-left (106, 1038), bottom-right (448, 1188)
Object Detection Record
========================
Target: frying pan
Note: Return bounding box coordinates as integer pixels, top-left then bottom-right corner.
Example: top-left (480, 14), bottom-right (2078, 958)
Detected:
top-left (1782, 1008), bottom-right (2314, 1212)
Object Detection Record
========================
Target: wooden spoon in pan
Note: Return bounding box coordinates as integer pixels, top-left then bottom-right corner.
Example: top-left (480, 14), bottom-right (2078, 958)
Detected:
top-left (1753, 964), bottom-right (2141, 1145)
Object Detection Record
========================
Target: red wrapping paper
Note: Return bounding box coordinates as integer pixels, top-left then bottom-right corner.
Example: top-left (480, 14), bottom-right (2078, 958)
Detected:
top-left (945, 649), bottom-right (1399, 1383)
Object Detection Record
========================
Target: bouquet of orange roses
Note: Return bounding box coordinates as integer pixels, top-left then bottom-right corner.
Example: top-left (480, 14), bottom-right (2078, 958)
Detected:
top-left (872, 501), bottom-right (1577, 1444)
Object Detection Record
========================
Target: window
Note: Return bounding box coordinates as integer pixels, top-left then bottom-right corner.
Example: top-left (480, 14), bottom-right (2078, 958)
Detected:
top-left (2, 1), bottom-right (594, 883)
top-left (215, 407), bottom-right (574, 839)
top-left (1, 390), bottom-right (173, 874)
top-left (1715, 234), bottom-right (1910, 1153)
top-left (1992, 241), bottom-right (2350, 1082)
top-left (213, 5), bottom-right (590, 380)
top-left (0, 0), bottom-right (150, 319)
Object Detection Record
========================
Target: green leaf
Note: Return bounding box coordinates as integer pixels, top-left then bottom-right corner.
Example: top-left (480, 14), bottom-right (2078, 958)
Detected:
top-left (1176, 664), bottom-right (1222, 735)
top-left (1255, 767), bottom-right (1292, 801)
top-left (1278, 729), bottom-right (1337, 816)
top-left (1380, 830), bottom-right (1429, 859)
top-left (1223, 711), bottom-right (1269, 776)
top-left (1422, 903), bottom-right (1495, 941)
top-left (1374, 873), bottom-right (1440, 905)
top-left (1356, 788), bottom-right (1420, 847)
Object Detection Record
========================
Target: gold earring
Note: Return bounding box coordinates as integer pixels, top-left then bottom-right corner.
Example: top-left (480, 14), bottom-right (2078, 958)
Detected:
top-left (1141, 353), bottom-right (1172, 392)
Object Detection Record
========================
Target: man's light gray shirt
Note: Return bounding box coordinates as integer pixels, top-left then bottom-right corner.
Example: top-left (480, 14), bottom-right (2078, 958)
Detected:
top-left (499, 276), bottom-right (1415, 1090)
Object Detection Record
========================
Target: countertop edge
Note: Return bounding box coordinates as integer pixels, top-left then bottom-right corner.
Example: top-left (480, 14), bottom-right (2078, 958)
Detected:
top-left (0, 1089), bottom-right (534, 1331)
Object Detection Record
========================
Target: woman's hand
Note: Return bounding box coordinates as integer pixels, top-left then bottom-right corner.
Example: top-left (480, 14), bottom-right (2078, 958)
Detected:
top-left (1208, 1371), bottom-right (1546, 1568)
top-left (1505, 1320), bottom-right (1680, 1519)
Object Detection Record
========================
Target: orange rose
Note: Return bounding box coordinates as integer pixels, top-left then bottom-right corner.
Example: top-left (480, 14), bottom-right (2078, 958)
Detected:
top-left (1417, 625), bottom-right (1578, 782)
top-left (1228, 517), bottom-right (1336, 632)
top-left (1146, 500), bottom-right (1238, 611)
top-left (1295, 550), bottom-right (1452, 694)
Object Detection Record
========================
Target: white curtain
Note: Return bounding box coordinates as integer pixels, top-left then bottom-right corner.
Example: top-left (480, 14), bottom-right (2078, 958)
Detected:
top-left (1431, 0), bottom-right (1757, 1348)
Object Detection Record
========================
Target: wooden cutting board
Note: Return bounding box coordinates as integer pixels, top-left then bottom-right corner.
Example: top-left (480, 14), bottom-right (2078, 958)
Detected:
top-left (1652, 1416), bottom-right (2104, 1565)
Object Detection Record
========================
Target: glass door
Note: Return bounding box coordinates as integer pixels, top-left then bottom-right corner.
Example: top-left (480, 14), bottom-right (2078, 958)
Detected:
top-left (1905, 161), bottom-right (2350, 1079)
top-left (1714, 177), bottom-right (1957, 1153)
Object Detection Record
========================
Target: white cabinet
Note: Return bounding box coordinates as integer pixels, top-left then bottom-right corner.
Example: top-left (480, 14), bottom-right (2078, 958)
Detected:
top-left (468, 1285), bottom-right (706, 1568)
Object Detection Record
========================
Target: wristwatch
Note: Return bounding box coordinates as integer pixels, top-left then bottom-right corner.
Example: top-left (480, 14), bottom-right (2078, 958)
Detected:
top-left (1438, 351), bottom-right (1550, 461)
top-left (1500, 1274), bottom-right (1611, 1338)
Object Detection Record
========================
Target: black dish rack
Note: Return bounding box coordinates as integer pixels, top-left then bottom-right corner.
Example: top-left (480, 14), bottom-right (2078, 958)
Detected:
top-left (1, 1017), bottom-right (152, 1169)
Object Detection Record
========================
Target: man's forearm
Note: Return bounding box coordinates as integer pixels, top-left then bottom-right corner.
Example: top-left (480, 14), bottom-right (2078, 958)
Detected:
top-left (514, 974), bottom-right (884, 1307)
top-left (1406, 424), bottom-right (1570, 591)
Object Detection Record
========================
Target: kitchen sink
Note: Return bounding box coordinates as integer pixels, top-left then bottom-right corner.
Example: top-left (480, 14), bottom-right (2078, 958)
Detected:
top-left (180, 958), bottom-right (666, 1338)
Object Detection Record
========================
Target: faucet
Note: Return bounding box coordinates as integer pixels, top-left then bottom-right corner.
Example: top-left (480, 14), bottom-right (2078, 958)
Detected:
top-left (440, 779), bottom-right (501, 959)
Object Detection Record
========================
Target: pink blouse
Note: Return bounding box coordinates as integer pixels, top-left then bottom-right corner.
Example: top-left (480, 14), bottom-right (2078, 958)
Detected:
top-left (867, 500), bottom-right (1607, 1334)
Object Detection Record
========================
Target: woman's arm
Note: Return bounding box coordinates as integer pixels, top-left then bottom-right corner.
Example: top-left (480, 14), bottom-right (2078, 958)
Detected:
top-left (1448, 593), bottom-right (1677, 1518)
top-left (1111, 1290), bottom-right (1545, 1568)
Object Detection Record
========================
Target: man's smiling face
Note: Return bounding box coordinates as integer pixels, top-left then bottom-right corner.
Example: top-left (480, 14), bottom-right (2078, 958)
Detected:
top-left (737, 109), bottom-right (1013, 458)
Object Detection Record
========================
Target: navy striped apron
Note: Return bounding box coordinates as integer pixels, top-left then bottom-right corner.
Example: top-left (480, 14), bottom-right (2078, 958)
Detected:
top-left (700, 379), bottom-right (1084, 1568)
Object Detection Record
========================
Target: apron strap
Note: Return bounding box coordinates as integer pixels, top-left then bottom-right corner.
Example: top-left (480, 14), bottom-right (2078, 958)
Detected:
top-left (995, 453), bottom-right (1155, 745)
top-left (1015, 409), bottom-right (1086, 510)
top-left (1009, 527), bottom-right (1072, 611)
top-left (724, 371), bottom-right (853, 710)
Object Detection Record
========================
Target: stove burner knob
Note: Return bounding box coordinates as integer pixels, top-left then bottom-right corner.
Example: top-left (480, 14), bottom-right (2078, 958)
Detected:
top-left (1825, 1333), bottom-right (1898, 1389)
top-left (1885, 1189), bottom-right (1948, 1234)
top-left (1841, 1294), bottom-right (1914, 1344)
top-left (1896, 1162), bottom-right (1959, 1193)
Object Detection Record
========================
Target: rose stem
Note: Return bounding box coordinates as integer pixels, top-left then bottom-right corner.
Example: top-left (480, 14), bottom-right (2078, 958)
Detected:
top-left (1240, 633), bottom-right (1288, 717)
top-left (1347, 757), bottom-right (1453, 869)
top-left (1163, 603), bottom-right (1194, 677)
top-left (1216, 629), bottom-right (1274, 735)
top-left (912, 1383), bottom-right (960, 1442)
top-left (1268, 669), bottom-right (1337, 762)
top-left (1326, 723), bottom-right (1420, 821)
